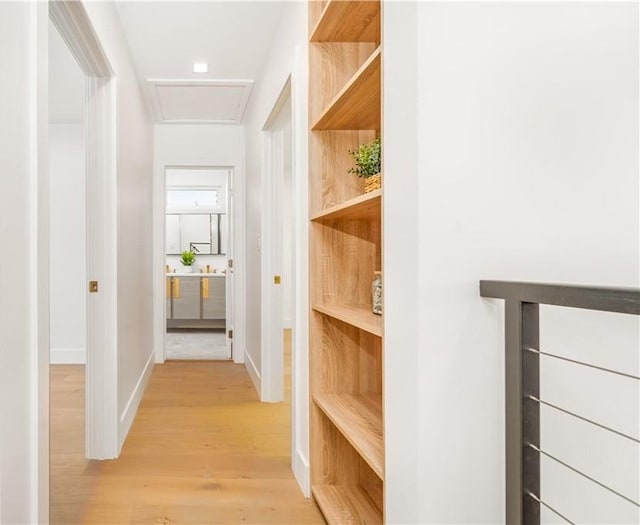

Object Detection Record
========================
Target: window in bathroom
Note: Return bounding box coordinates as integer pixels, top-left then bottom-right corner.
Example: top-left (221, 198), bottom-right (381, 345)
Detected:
top-left (166, 188), bottom-right (220, 209)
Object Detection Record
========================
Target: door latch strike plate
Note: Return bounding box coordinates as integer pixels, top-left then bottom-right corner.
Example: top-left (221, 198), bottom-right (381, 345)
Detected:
top-left (274, 275), bottom-right (281, 285)
top-left (89, 281), bottom-right (99, 293)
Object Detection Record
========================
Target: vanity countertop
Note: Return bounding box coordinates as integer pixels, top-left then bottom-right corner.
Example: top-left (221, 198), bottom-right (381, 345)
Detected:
top-left (166, 272), bottom-right (226, 277)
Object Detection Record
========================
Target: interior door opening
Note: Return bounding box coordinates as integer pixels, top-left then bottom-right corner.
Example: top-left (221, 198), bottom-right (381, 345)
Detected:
top-left (48, 15), bottom-right (88, 522)
top-left (164, 167), bottom-right (234, 361)
top-left (261, 77), bottom-right (300, 485)
top-left (261, 79), bottom-right (293, 403)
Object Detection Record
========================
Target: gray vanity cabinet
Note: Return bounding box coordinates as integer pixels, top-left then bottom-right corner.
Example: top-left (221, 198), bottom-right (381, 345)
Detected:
top-left (172, 277), bottom-right (201, 319)
top-left (166, 277), bottom-right (172, 319)
top-left (166, 275), bottom-right (226, 328)
top-left (202, 277), bottom-right (226, 319)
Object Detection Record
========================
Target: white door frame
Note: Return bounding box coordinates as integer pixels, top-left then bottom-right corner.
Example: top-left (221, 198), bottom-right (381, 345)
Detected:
top-left (261, 52), bottom-right (311, 497)
top-left (290, 45), bottom-right (311, 496)
top-left (261, 79), bottom-right (291, 404)
top-left (50, 1), bottom-right (119, 459)
top-left (225, 169), bottom-right (235, 359)
top-left (154, 165), bottom-right (242, 364)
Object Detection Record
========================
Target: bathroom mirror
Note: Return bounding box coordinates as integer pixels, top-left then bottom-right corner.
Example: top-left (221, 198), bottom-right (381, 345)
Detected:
top-left (166, 213), bottom-right (227, 255)
top-left (166, 185), bottom-right (227, 256)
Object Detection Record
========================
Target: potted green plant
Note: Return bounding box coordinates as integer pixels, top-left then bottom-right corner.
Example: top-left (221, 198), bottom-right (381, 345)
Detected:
top-left (180, 250), bottom-right (196, 272)
top-left (348, 137), bottom-right (381, 193)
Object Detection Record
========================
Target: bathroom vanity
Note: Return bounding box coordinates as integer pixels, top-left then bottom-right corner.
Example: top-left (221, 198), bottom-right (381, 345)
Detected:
top-left (166, 273), bottom-right (226, 329)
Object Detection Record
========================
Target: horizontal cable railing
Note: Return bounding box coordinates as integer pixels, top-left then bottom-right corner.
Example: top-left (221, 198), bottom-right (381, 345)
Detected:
top-left (480, 280), bottom-right (640, 525)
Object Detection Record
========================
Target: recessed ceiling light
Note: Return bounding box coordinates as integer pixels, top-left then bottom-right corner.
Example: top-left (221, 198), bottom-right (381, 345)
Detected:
top-left (193, 62), bottom-right (208, 74)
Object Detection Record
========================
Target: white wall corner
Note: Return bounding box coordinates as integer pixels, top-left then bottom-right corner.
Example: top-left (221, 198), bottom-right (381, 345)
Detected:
top-left (118, 351), bottom-right (154, 449)
top-left (50, 348), bottom-right (86, 365)
top-left (293, 448), bottom-right (310, 498)
top-left (244, 348), bottom-right (261, 395)
top-left (383, 2), bottom-right (421, 524)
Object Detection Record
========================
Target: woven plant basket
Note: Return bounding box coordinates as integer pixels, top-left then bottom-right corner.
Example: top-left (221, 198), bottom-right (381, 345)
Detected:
top-left (364, 173), bottom-right (382, 193)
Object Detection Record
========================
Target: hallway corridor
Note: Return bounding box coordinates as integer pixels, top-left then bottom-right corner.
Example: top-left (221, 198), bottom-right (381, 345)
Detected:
top-left (50, 357), bottom-right (323, 524)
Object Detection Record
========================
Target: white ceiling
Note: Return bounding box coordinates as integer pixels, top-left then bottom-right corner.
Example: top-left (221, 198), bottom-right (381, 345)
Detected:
top-left (115, 1), bottom-right (286, 123)
top-left (49, 20), bottom-right (85, 124)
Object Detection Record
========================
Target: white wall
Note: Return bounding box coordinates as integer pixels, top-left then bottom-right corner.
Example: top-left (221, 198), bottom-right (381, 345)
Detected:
top-left (49, 124), bottom-right (86, 364)
top-left (383, 2), bottom-right (421, 523)
top-left (0, 2), bottom-right (49, 523)
top-left (82, 2), bottom-right (156, 449)
top-left (386, 2), bottom-right (639, 523)
top-left (243, 0), bottom-right (309, 494)
top-left (153, 124), bottom-right (246, 364)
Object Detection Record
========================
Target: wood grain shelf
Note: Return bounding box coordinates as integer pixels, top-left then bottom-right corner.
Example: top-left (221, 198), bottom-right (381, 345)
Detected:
top-left (312, 485), bottom-right (382, 525)
top-left (310, 0), bottom-right (380, 43)
top-left (309, 2), bottom-right (384, 521)
top-left (311, 189), bottom-right (381, 222)
top-left (312, 303), bottom-right (382, 337)
top-left (314, 393), bottom-right (383, 480)
top-left (312, 47), bottom-right (381, 131)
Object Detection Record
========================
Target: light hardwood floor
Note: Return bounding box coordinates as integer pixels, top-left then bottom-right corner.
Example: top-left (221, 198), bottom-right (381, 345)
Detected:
top-left (50, 331), bottom-right (324, 525)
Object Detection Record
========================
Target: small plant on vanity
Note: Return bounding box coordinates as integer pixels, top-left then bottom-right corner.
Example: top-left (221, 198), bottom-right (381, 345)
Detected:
top-left (180, 250), bottom-right (196, 272)
top-left (348, 137), bottom-right (381, 193)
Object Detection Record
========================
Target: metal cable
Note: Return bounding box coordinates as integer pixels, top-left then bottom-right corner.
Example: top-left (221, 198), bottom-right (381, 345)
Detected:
top-left (526, 491), bottom-right (576, 525)
top-left (526, 395), bottom-right (640, 444)
top-left (524, 347), bottom-right (639, 381)
top-left (527, 443), bottom-right (640, 508)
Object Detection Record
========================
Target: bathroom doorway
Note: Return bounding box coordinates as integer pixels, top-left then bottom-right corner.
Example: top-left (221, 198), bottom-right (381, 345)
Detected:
top-left (164, 167), bottom-right (234, 360)
top-left (49, 2), bottom-right (122, 518)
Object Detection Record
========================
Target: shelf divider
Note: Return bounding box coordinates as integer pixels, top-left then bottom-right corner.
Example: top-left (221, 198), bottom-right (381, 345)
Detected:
top-left (312, 485), bottom-right (382, 525)
top-left (312, 303), bottom-right (382, 337)
top-left (314, 393), bottom-right (384, 480)
top-left (312, 47), bottom-right (381, 131)
top-left (311, 189), bottom-right (381, 222)
top-left (310, 0), bottom-right (380, 43)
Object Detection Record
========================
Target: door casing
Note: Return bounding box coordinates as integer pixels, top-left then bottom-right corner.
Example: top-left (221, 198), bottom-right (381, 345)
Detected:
top-left (50, 0), bottom-right (119, 460)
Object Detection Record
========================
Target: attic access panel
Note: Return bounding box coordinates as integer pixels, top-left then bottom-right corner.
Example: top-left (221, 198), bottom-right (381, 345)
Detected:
top-left (146, 79), bottom-right (254, 124)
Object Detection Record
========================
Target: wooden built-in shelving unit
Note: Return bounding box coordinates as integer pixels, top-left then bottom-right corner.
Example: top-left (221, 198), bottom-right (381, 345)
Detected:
top-left (309, 1), bottom-right (384, 523)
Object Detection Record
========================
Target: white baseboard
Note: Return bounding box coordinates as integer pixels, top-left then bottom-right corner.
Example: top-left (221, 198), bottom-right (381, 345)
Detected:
top-left (118, 351), bottom-right (154, 449)
top-left (244, 349), bottom-right (260, 396)
top-left (50, 347), bottom-right (86, 364)
top-left (293, 448), bottom-right (310, 498)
